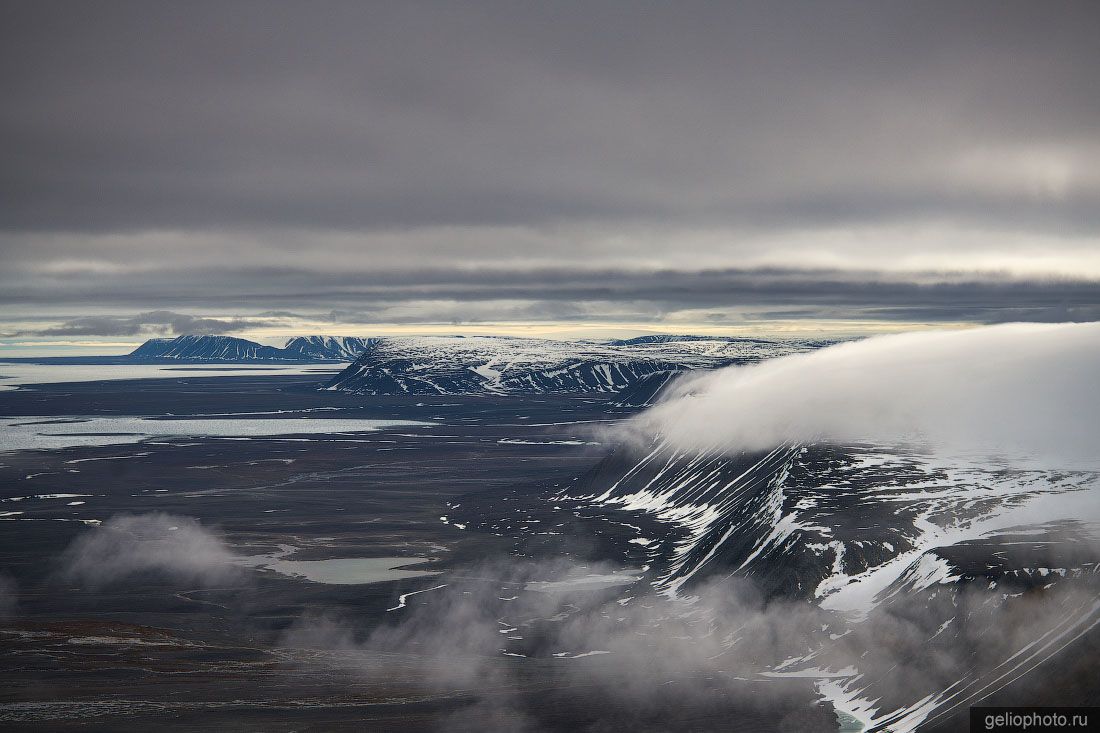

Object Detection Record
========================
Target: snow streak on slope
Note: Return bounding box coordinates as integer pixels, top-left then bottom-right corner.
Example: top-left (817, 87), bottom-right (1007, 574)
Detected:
top-left (573, 439), bottom-right (804, 595)
top-left (609, 370), bottom-right (683, 408)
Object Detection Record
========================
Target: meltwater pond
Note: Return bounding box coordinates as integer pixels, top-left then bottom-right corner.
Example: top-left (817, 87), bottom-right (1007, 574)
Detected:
top-left (240, 545), bottom-right (441, 585)
top-left (254, 557), bottom-right (442, 585)
top-left (0, 363), bottom-right (340, 391)
top-left (0, 415), bottom-right (434, 452)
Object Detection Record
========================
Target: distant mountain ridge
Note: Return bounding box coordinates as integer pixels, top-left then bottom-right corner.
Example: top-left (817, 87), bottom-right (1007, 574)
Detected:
top-left (607, 334), bottom-right (775, 345)
top-left (122, 333), bottom-right (832, 394)
top-left (325, 335), bottom-right (825, 397)
top-left (126, 334), bottom-right (373, 362)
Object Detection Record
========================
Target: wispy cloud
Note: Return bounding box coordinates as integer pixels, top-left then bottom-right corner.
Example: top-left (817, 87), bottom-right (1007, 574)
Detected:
top-left (58, 513), bottom-right (242, 589)
top-left (280, 556), bottom-right (1100, 731)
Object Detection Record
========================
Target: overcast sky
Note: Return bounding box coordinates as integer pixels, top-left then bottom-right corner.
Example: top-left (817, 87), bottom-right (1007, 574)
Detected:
top-left (2, 1), bottom-right (1099, 350)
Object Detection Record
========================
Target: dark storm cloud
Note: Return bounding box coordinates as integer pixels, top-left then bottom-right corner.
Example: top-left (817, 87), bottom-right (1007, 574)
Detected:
top-left (2, 1), bottom-right (1098, 323)
top-left (2, 0), bottom-right (1099, 234)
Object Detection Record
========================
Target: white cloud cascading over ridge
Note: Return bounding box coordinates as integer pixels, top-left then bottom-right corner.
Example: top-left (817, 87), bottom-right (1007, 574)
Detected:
top-left (627, 321), bottom-right (1100, 465)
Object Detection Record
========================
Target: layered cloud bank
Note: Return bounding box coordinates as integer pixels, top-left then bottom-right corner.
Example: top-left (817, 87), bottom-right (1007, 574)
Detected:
top-left (4, 3), bottom-right (1100, 329)
top-left (631, 322), bottom-right (1100, 463)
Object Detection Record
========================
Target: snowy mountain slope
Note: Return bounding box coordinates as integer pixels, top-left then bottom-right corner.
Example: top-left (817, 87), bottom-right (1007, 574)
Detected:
top-left (325, 335), bottom-right (821, 396)
top-left (282, 335), bottom-right (377, 361)
top-left (554, 437), bottom-right (1100, 731)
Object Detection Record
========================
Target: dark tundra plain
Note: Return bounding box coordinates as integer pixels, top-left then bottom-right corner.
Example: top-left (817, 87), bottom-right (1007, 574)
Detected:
top-left (2, 329), bottom-right (1100, 733)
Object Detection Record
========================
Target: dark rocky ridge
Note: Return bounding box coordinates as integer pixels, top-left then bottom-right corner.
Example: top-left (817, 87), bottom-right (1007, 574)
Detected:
top-left (127, 334), bottom-right (374, 362)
